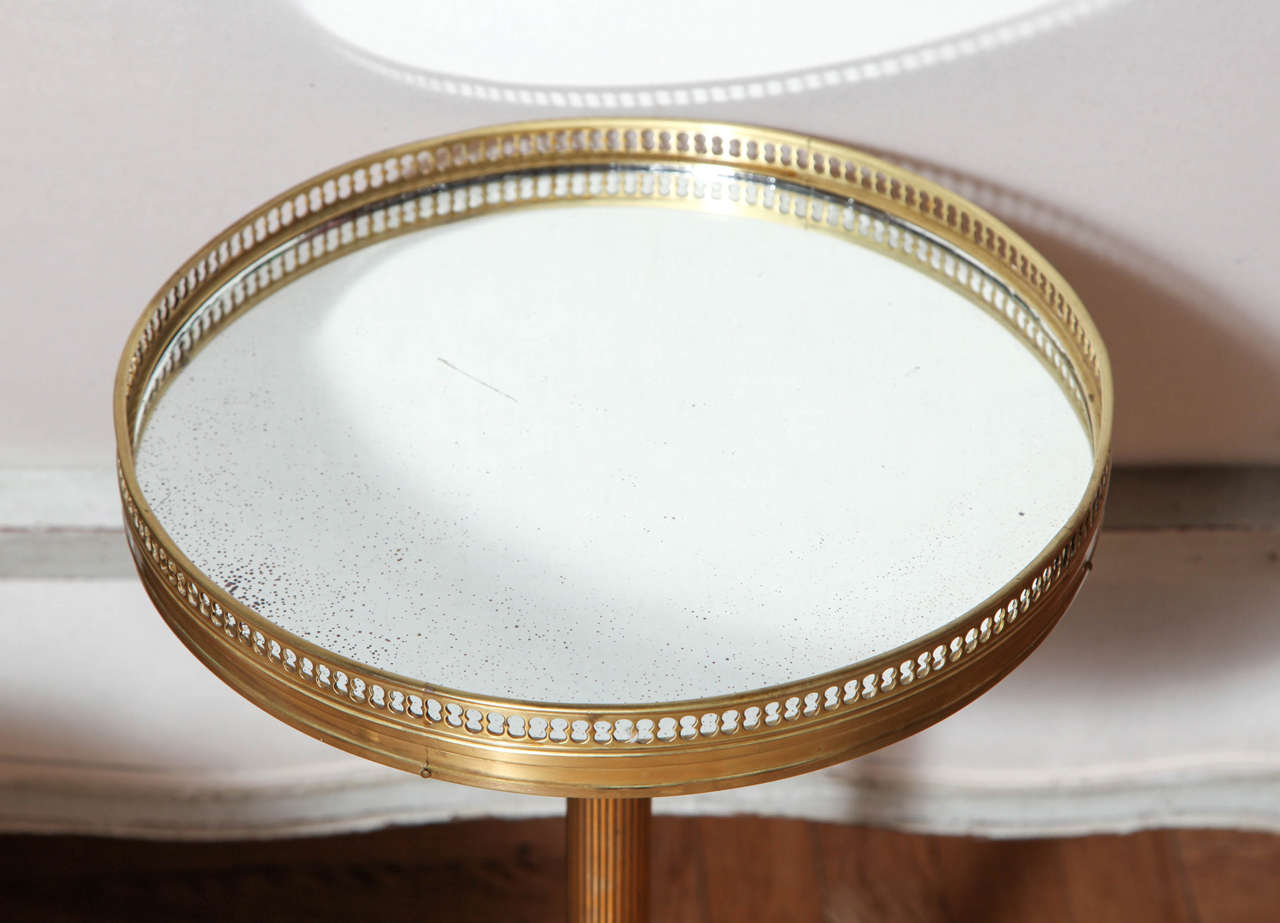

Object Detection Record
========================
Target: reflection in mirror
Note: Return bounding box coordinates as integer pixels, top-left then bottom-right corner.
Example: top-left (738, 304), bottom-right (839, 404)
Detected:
top-left (135, 172), bottom-right (1092, 704)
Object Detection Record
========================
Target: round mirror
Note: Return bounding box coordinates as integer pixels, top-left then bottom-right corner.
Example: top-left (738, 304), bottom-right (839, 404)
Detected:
top-left (134, 168), bottom-right (1093, 705)
top-left (115, 122), bottom-right (1111, 793)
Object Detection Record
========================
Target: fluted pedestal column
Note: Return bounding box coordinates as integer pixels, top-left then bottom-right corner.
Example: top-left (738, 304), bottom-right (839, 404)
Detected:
top-left (566, 797), bottom-right (651, 923)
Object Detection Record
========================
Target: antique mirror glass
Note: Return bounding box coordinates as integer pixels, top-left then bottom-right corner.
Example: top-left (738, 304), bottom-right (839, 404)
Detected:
top-left (133, 169), bottom-right (1094, 705)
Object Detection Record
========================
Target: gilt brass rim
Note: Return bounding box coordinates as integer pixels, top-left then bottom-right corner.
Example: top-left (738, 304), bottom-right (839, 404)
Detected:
top-left (114, 118), bottom-right (1113, 797)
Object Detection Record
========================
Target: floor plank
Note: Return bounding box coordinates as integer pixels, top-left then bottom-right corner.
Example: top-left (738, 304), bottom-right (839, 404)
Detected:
top-left (0, 819), bottom-right (1270, 922)
top-left (1176, 828), bottom-right (1280, 923)
top-left (1054, 831), bottom-right (1197, 923)
top-left (652, 815), bottom-right (709, 922)
top-left (0, 819), bottom-right (567, 923)
top-left (698, 816), bottom-right (825, 923)
top-left (816, 823), bottom-right (951, 922)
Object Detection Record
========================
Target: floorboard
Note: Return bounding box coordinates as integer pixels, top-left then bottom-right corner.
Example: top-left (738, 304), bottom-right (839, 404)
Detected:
top-left (1175, 827), bottom-right (1280, 923)
top-left (0, 820), bottom-right (1270, 922)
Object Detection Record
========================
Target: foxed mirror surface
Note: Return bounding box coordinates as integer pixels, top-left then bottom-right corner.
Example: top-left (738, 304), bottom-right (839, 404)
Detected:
top-left (135, 196), bottom-right (1093, 705)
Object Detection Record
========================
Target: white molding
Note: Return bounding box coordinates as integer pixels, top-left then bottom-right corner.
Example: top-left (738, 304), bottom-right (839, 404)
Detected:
top-left (5, 465), bottom-right (1278, 579)
top-left (6, 754), bottom-right (1280, 841)
top-left (0, 468), bottom-right (121, 529)
top-left (2, 472), bottom-right (1278, 839)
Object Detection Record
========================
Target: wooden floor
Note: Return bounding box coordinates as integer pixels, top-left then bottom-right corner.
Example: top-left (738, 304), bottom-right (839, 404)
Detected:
top-left (0, 818), bottom-right (1273, 922)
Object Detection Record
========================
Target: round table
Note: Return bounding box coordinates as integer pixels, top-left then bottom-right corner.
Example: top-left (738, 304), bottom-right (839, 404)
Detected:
top-left (115, 119), bottom-right (1112, 921)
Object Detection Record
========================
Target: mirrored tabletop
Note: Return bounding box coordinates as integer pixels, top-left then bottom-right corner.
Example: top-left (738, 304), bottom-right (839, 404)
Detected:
top-left (115, 122), bottom-right (1111, 797)
top-left (134, 197), bottom-right (1092, 706)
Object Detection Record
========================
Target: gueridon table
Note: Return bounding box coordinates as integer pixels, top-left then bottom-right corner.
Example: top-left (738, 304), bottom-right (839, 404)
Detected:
top-left (115, 119), bottom-right (1112, 922)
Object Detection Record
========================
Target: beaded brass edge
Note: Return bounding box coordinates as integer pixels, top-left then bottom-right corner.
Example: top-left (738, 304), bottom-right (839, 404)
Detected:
top-left (114, 118), bottom-right (1113, 797)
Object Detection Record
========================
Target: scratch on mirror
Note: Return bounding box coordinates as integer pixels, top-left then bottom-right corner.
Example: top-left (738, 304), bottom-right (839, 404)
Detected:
top-left (437, 357), bottom-right (519, 403)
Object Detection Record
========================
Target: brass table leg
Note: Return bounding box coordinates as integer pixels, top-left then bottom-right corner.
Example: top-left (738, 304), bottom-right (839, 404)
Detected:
top-left (567, 797), bottom-right (651, 922)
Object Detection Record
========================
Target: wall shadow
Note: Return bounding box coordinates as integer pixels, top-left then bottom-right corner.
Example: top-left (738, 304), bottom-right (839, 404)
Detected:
top-left (871, 152), bottom-right (1280, 464)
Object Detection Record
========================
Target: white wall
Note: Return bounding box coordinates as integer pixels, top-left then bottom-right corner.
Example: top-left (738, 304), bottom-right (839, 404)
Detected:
top-left (2, 0), bottom-right (1277, 467)
top-left (2, 0), bottom-right (1278, 838)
